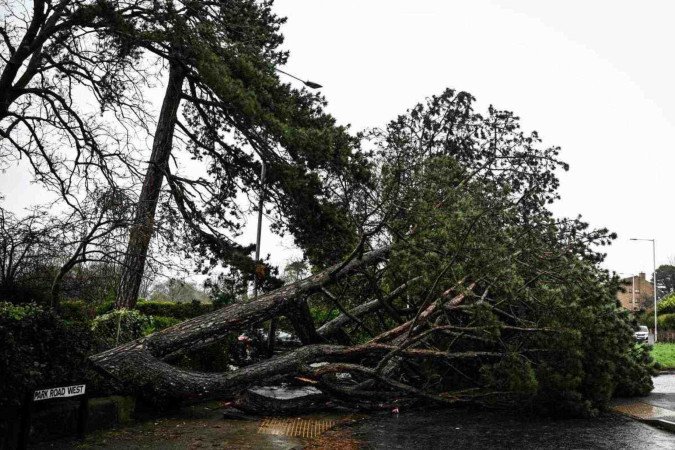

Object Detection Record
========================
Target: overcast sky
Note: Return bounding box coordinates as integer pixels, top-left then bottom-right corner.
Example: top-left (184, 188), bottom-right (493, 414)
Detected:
top-left (2, 0), bottom-right (673, 279)
top-left (271, 0), bottom-right (675, 276)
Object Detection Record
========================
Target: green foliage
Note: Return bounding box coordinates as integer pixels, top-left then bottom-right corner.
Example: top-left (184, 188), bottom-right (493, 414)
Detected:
top-left (657, 294), bottom-right (675, 315)
top-left (59, 299), bottom-right (98, 322)
top-left (0, 303), bottom-right (94, 407)
top-left (655, 265), bottom-right (675, 297)
top-left (309, 304), bottom-right (340, 325)
top-left (614, 343), bottom-right (657, 396)
top-left (205, 272), bottom-right (248, 308)
top-left (135, 300), bottom-right (212, 320)
top-left (146, 315), bottom-right (182, 333)
top-left (365, 89), bottom-right (653, 416)
top-left (651, 343), bottom-right (675, 369)
top-left (658, 313), bottom-right (675, 330)
top-left (91, 309), bottom-right (153, 349)
top-left (481, 353), bottom-right (538, 395)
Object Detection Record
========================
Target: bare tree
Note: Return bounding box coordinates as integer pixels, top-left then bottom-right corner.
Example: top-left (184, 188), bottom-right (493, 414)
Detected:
top-left (0, 1), bottom-right (154, 204)
top-left (0, 206), bottom-right (53, 300)
top-left (49, 188), bottom-right (134, 306)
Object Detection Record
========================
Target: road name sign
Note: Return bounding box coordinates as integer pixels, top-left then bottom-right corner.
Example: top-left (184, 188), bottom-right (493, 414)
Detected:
top-left (33, 384), bottom-right (86, 402)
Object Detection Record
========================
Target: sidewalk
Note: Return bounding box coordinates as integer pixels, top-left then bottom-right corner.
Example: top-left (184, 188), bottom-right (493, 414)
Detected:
top-left (612, 374), bottom-right (675, 431)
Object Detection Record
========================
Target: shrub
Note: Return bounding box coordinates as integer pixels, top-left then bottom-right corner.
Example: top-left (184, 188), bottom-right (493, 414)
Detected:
top-left (146, 315), bottom-right (182, 333)
top-left (95, 300), bottom-right (115, 316)
top-left (135, 299), bottom-right (212, 320)
top-left (658, 294), bottom-right (675, 315)
top-left (59, 299), bottom-right (98, 322)
top-left (0, 303), bottom-right (94, 407)
top-left (636, 308), bottom-right (653, 328)
top-left (91, 309), bottom-right (153, 350)
top-left (658, 313), bottom-right (675, 331)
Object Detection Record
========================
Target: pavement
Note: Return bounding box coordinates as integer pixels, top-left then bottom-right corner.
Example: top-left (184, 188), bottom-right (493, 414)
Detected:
top-left (612, 373), bottom-right (675, 431)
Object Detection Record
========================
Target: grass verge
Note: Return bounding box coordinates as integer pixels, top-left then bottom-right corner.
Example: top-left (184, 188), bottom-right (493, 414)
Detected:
top-left (651, 343), bottom-right (675, 370)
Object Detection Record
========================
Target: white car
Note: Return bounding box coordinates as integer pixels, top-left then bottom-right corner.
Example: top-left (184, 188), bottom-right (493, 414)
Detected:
top-left (634, 325), bottom-right (649, 343)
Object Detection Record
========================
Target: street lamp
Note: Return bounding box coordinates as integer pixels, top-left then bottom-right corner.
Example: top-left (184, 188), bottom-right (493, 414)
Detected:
top-left (276, 68), bottom-right (323, 89)
top-left (253, 160), bottom-right (267, 301)
top-left (630, 238), bottom-right (657, 342)
top-left (252, 71), bottom-right (323, 301)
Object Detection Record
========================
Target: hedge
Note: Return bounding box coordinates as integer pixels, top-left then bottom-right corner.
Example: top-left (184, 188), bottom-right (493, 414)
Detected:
top-left (0, 303), bottom-right (94, 407)
top-left (658, 313), bottom-right (675, 331)
top-left (658, 294), bottom-right (675, 315)
top-left (135, 300), bottom-right (212, 320)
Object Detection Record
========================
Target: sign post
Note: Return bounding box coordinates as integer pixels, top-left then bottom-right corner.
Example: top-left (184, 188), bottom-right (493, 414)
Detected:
top-left (17, 384), bottom-right (88, 449)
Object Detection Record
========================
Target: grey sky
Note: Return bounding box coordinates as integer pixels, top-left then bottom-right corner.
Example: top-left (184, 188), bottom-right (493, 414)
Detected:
top-left (273, 0), bottom-right (675, 276)
top-left (1, 0), bottom-right (673, 278)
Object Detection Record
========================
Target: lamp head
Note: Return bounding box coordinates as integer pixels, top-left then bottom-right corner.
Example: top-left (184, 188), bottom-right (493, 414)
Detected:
top-left (304, 80), bottom-right (323, 89)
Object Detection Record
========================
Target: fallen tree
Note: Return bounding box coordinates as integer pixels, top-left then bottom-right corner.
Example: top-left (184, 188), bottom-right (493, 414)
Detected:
top-left (91, 246), bottom-right (392, 401)
top-left (92, 89), bottom-right (655, 417)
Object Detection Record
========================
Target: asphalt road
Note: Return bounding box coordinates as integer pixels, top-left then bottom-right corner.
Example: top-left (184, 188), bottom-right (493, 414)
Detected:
top-left (647, 373), bottom-right (675, 412)
top-left (337, 408), bottom-right (675, 449)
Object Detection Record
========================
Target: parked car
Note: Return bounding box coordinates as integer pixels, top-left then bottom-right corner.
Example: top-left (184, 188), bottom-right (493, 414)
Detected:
top-left (634, 325), bottom-right (649, 343)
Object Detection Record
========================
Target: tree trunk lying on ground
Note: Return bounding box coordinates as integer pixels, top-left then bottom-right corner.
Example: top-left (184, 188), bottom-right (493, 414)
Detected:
top-left (92, 247), bottom-right (396, 402)
top-left (91, 244), bottom-right (558, 411)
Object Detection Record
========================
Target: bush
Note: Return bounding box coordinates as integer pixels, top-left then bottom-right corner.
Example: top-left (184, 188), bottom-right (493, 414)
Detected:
top-left (0, 303), bottom-right (94, 407)
top-left (59, 299), bottom-right (98, 322)
top-left (146, 315), bottom-right (182, 333)
top-left (636, 308), bottom-right (653, 328)
top-left (658, 313), bottom-right (675, 331)
top-left (658, 294), bottom-right (675, 315)
top-left (135, 299), bottom-right (212, 320)
top-left (95, 300), bottom-right (115, 316)
top-left (91, 309), bottom-right (153, 350)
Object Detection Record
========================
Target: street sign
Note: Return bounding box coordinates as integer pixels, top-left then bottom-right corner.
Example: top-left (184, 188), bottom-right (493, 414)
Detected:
top-left (33, 384), bottom-right (86, 401)
top-left (18, 384), bottom-right (89, 449)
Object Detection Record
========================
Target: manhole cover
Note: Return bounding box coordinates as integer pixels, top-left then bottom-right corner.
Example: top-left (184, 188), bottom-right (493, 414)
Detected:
top-left (257, 418), bottom-right (337, 438)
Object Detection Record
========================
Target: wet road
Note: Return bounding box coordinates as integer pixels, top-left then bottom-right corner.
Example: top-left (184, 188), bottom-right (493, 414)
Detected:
top-left (650, 372), bottom-right (675, 411)
top-left (330, 408), bottom-right (675, 449)
top-left (44, 407), bottom-right (675, 450)
top-left (37, 375), bottom-right (675, 449)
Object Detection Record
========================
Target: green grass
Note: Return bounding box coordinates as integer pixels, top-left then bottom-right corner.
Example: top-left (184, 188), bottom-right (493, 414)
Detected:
top-left (651, 343), bottom-right (675, 369)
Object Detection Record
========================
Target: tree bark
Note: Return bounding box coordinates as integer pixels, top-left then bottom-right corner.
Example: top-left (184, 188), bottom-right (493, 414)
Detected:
top-left (116, 62), bottom-right (185, 309)
top-left (91, 246), bottom-right (390, 401)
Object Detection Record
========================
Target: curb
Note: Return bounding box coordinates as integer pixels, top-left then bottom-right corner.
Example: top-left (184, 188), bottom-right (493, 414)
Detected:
top-left (611, 401), bottom-right (675, 434)
top-left (643, 418), bottom-right (675, 433)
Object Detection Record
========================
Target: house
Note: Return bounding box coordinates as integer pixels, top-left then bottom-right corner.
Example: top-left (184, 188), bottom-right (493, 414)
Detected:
top-left (618, 272), bottom-right (654, 311)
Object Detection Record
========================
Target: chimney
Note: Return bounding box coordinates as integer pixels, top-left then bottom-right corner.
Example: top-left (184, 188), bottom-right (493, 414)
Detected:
top-left (639, 272), bottom-right (646, 280)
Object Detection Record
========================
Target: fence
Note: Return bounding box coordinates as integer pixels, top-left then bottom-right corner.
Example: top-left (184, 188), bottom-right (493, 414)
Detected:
top-left (657, 329), bottom-right (675, 343)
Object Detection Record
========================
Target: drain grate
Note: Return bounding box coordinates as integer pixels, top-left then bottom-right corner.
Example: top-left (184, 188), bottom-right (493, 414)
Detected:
top-left (257, 418), bottom-right (337, 438)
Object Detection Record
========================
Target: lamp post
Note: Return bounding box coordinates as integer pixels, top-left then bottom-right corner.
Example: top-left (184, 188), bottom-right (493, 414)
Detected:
top-left (252, 71), bottom-right (323, 301)
top-left (276, 68), bottom-right (323, 89)
top-left (630, 238), bottom-right (657, 342)
top-left (251, 71), bottom-right (322, 302)
top-left (253, 160), bottom-right (266, 301)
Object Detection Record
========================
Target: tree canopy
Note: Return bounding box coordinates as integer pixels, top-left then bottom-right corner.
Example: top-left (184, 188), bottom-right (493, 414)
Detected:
top-left (91, 88), bottom-right (653, 417)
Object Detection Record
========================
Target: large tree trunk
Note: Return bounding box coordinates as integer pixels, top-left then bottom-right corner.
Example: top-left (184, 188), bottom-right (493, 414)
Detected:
top-left (116, 62), bottom-right (185, 309)
top-left (91, 247), bottom-right (390, 402)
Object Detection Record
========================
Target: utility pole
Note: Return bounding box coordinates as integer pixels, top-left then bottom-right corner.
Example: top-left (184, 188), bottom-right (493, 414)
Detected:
top-left (631, 238), bottom-right (657, 342)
